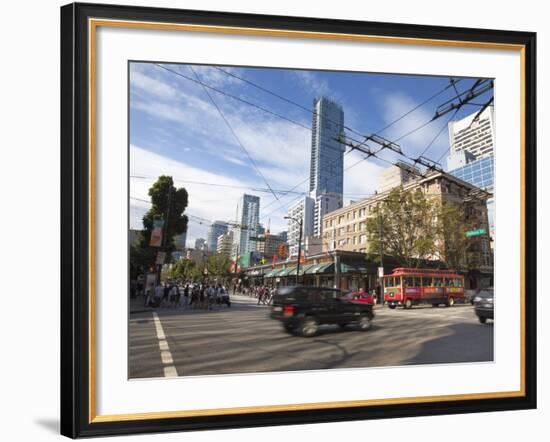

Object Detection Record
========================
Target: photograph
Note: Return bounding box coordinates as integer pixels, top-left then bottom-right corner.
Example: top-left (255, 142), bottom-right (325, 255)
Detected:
top-left (128, 61), bottom-right (496, 379)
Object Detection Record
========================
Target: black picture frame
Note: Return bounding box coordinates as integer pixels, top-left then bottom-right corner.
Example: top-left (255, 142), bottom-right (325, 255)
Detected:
top-left (61, 2), bottom-right (537, 438)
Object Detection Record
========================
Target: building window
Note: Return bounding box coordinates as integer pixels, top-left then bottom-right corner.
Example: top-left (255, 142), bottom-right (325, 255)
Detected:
top-left (360, 235), bottom-right (367, 244)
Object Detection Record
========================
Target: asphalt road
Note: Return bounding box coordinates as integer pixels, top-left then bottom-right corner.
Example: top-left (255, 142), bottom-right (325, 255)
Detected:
top-left (129, 295), bottom-right (493, 379)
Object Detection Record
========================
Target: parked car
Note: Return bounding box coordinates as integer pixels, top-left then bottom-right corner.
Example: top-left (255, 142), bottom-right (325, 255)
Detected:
top-left (473, 288), bottom-right (494, 324)
top-left (270, 286), bottom-right (374, 337)
top-left (342, 291), bottom-right (375, 305)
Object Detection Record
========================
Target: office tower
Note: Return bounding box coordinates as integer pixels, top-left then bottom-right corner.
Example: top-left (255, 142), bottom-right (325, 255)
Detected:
top-left (309, 96), bottom-right (345, 196)
top-left (232, 194), bottom-right (260, 257)
top-left (448, 106), bottom-right (495, 159)
top-left (207, 221), bottom-right (228, 252)
top-left (286, 196), bottom-right (315, 258)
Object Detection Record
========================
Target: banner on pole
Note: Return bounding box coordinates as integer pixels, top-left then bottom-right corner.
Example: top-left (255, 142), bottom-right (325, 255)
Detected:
top-left (150, 219), bottom-right (164, 247)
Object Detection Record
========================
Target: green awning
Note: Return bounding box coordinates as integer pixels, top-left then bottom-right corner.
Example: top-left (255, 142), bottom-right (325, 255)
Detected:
top-left (278, 267), bottom-right (298, 277)
top-left (340, 263), bottom-right (358, 273)
top-left (264, 268), bottom-right (284, 278)
top-left (307, 263), bottom-right (334, 274)
top-left (298, 264), bottom-right (315, 275)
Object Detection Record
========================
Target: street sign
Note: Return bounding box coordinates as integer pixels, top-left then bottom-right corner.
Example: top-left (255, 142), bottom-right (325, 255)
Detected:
top-left (465, 228), bottom-right (487, 237)
top-left (378, 267), bottom-right (384, 278)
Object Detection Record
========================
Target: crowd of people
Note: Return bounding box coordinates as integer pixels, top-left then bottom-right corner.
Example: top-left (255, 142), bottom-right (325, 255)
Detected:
top-left (143, 282), bottom-right (231, 310)
top-left (234, 285), bottom-right (276, 305)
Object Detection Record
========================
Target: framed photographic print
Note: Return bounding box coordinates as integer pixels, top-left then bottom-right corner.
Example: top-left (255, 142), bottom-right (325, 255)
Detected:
top-left (60, 2), bottom-right (537, 438)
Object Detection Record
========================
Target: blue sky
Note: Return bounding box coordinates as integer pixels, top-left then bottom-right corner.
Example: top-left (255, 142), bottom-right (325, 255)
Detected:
top-left (129, 62), bottom-right (493, 247)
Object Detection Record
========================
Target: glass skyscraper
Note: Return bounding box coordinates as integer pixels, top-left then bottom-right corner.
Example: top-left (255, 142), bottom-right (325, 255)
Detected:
top-left (206, 221), bottom-right (228, 253)
top-left (448, 156), bottom-right (495, 242)
top-left (232, 194), bottom-right (260, 257)
top-left (309, 97), bottom-right (345, 196)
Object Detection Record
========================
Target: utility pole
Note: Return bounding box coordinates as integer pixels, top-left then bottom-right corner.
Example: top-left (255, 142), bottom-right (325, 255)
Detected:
top-left (156, 186), bottom-right (172, 284)
top-left (377, 212), bottom-right (384, 303)
top-left (296, 217), bottom-right (303, 286)
top-left (378, 213), bottom-right (384, 270)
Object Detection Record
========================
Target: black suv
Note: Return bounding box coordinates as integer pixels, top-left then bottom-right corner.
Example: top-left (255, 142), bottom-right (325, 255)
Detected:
top-left (270, 286), bottom-right (374, 337)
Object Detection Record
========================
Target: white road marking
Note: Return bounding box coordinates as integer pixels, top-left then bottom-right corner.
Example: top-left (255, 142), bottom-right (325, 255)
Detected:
top-left (152, 312), bottom-right (178, 378)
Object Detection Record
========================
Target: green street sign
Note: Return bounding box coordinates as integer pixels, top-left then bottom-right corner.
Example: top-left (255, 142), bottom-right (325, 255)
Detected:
top-left (465, 228), bottom-right (487, 237)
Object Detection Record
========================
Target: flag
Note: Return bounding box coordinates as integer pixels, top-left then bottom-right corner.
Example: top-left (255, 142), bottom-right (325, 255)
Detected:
top-left (300, 250), bottom-right (306, 264)
top-left (272, 255), bottom-right (277, 268)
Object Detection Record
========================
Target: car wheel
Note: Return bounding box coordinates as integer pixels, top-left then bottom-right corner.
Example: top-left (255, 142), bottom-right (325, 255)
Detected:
top-left (432, 303), bottom-right (439, 308)
top-left (299, 317), bottom-right (318, 337)
top-left (478, 316), bottom-right (487, 324)
top-left (446, 297), bottom-right (455, 307)
top-left (388, 305), bottom-right (397, 310)
top-left (357, 314), bottom-right (372, 331)
top-left (404, 298), bottom-right (413, 309)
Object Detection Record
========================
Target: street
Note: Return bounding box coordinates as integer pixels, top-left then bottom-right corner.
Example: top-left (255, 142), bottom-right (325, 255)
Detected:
top-left (129, 295), bottom-right (493, 379)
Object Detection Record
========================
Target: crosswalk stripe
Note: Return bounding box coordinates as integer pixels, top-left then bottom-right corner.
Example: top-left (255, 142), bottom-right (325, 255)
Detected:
top-left (152, 312), bottom-right (178, 378)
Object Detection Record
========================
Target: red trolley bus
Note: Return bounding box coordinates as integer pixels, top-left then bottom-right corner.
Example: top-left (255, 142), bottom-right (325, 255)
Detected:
top-left (383, 268), bottom-right (465, 309)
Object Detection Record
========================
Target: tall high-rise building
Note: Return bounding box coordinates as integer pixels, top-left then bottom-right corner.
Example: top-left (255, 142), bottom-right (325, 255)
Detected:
top-left (232, 194), bottom-right (260, 257)
top-left (313, 193), bottom-right (343, 237)
top-left (448, 106), bottom-right (495, 159)
top-left (447, 107), bottom-right (496, 247)
top-left (309, 97), bottom-right (345, 197)
top-left (216, 231), bottom-right (234, 256)
top-left (448, 155), bottom-right (495, 245)
top-left (207, 221), bottom-right (228, 252)
top-left (287, 196), bottom-right (315, 258)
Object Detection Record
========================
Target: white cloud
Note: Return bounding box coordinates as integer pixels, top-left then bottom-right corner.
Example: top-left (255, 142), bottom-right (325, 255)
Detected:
top-left (130, 145), bottom-right (264, 245)
top-left (379, 92), bottom-right (450, 164)
top-left (130, 68), bottom-right (179, 101)
top-left (292, 71), bottom-right (331, 97)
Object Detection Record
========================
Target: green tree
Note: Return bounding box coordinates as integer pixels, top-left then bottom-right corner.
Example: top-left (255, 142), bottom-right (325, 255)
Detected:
top-left (206, 253), bottom-right (232, 281)
top-left (366, 187), bottom-right (439, 267)
top-left (436, 201), bottom-right (477, 271)
top-left (171, 259), bottom-right (196, 281)
top-left (130, 176), bottom-right (188, 278)
top-left (366, 186), bottom-right (479, 270)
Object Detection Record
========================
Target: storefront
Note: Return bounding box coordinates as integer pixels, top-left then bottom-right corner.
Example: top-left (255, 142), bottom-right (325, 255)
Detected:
top-left (257, 251), bottom-right (380, 291)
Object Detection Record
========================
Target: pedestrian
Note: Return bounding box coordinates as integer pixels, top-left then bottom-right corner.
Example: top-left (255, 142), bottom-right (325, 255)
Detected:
top-left (144, 286), bottom-right (152, 307)
top-left (172, 284), bottom-right (180, 308)
top-left (257, 287), bottom-right (264, 305)
top-left (199, 285), bottom-right (206, 309)
top-left (183, 284), bottom-right (190, 310)
top-left (154, 283), bottom-right (163, 308)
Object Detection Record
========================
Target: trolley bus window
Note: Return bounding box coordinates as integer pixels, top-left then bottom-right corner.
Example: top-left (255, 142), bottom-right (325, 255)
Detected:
top-left (415, 277), bottom-right (421, 287)
top-left (433, 277), bottom-right (443, 287)
top-left (422, 277), bottom-right (432, 286)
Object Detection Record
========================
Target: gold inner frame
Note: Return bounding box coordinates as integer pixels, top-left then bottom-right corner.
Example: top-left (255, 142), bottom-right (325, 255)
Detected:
top-left (88, 18), bottom-right (527, 424)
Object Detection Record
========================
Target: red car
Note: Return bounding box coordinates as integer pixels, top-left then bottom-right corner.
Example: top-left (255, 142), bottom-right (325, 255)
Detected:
top-left (343, 291), bottom-right (375, 305)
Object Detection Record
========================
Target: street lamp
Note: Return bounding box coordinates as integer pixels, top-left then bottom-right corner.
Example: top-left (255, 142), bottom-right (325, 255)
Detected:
top-left (284, 215), bottom-right (303, 286)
